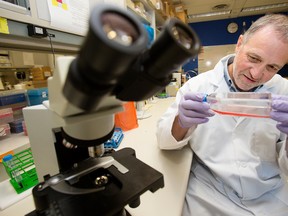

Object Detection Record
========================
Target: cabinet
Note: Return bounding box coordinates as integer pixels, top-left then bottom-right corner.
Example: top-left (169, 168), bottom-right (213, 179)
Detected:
top-left (125, 0), bottom-right (188, 38)
top-left (0, 50), bottom-right (12, 68)
top-left (0, 0), bottom-right (90, 36)
top-left (126, 0), bottom-right (167, 38)
top-left (0, 0), bottom-right (86, 54)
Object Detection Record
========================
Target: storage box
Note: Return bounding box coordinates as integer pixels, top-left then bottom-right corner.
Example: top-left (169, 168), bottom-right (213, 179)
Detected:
top-left (27, 88), bottom-right (48, 106)
top-left (0, 123), bottom-right (11, 139)
top-left (0, 108), bottom-right (14, 124)
top-left (32, 80), bottom-right (47, 88)
top-left (9, 118), bottom-right (24, 133)
top-left (31, 66), bottom-right (52, 81)
top-left (134, 1), bottom-right (145, 12)
top-left (12, 104), bottom-right (26, 119)
top-left (126, 0), bottom-right (135, 9)
top-left (1, 102), bottom-right (28, 119)
top-left (0, 90), bottom-right (27, 106)
top-left (22, 121), bottom-right (28, 136)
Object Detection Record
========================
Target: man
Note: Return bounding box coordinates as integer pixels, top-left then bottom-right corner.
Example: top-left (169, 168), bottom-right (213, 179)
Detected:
top-left (156, 14), bottom-right (288, 216)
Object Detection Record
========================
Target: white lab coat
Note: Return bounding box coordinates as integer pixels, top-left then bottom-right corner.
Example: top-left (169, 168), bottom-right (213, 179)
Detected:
top-left (157, 55), bottom-right (288, 215)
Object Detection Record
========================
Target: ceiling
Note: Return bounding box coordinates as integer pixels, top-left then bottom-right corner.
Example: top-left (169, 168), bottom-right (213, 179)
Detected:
top-left (170, 0), bottom-right (288, 23)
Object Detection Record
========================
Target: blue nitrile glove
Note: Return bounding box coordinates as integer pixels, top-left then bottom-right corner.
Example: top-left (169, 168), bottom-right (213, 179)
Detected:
top-left (270, 95), bottom-right (288, 134)
top-left (178, 92), bottom-right (215, 128)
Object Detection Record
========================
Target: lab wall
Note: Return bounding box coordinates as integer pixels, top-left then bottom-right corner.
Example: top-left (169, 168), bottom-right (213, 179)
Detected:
top-left (183, 14), bottom-right (262, 74)
top-left (183, 13), bottom-right (288, 78)
top-left (198, 44), bottom-right (235, 73)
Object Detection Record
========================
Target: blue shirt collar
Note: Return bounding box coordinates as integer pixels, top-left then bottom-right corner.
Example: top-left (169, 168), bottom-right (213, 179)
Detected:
top-left (223, 56), bottom-right (237, 92)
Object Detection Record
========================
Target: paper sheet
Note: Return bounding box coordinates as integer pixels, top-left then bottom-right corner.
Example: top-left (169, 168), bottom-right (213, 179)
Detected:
top-left (0, 17), bottom-right (9, 34)
top-left (47, 0), bottom-right (90, 35)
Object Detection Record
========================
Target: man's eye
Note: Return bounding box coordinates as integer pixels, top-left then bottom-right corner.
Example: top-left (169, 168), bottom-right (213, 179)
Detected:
top-left (248, 55), bottom-right (259, 62)
top-left (267, 65), bottom-right (278, 72)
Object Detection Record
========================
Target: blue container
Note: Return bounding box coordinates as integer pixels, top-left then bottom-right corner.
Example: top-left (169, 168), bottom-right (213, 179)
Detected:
top-left (10, 124), bottom-right (24, 133)
top-left (9, 118), bottom-right (24, 133)
top-left (0, 93), bottom-right (26, 106)
top-left (104, 128), bottom-right (124, 149)
top-left (27, 88), bottom-right (48, 106)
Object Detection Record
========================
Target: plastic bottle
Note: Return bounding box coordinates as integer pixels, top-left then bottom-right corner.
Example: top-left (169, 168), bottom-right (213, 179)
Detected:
top-left (3, 154), bottom-right (23, 187)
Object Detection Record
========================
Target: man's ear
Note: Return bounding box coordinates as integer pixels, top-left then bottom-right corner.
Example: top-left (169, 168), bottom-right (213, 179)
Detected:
top-left (235, 35), bottom-right (244, 52)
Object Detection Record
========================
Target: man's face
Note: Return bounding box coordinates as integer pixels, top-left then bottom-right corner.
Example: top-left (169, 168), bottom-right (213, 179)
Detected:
top-left (230, 26), bottom-right (288, 91)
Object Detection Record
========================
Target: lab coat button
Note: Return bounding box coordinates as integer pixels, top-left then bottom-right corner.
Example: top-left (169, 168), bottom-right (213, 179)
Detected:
top-left (236, 161), bottom-right (240, 167)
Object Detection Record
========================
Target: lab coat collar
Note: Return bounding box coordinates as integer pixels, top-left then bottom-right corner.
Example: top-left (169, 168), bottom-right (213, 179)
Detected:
top-left (260, 74), bottom-right (285, 93)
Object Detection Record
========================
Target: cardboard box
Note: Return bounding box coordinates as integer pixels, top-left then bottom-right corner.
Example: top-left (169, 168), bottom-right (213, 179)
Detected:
top-left (134, 1), bottom-right (145, 11)
top-left (153, 0), bottom-right (163, 11)
top-left (31, 66), bottom-right (52, 81)
top-left (176, 11), bottom-right (187, 23)
top-left (32, 80), bottom-right (48, 88)
top-left (126, 0), bottom-right (135, 9)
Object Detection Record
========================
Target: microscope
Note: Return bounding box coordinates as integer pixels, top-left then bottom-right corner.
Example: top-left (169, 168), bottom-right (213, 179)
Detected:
top-left (23, 4), bottom-right (200, 216)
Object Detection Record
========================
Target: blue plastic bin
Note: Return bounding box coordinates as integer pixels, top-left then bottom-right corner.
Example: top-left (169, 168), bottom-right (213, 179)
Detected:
top-left (9, 118), bottom-right (24, 133)
top-left (27, 88), bottom-right (48, 106)
top-left (104, 128), bottom-right (124, 149)
top-left (0, 92), bottom-right (26, 106)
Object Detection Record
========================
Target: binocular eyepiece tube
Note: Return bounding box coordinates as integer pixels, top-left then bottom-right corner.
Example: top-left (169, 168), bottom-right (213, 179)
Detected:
top-left (63, 5), bottom-right (201, 111)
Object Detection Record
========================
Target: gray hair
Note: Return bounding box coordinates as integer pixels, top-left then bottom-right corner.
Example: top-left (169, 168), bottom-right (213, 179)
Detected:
top-left (242, 13), bottom-right (288, 44)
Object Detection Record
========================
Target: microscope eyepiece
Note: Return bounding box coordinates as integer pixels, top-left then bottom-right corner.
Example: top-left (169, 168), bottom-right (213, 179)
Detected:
top-left (172, 25), bottom-right (193, 50)
top-left (101, 12), bottom-right (138, 46)
top-left (63, 5), bottom-right (201, 110)
top-left (114, 18), bottom-right (201, 101)
top-left (63, 5), bottom-right (148, 111)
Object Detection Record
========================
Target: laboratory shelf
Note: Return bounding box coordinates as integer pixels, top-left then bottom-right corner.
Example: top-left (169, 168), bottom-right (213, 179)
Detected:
top-left (0, 133), bottom-right (30, 158)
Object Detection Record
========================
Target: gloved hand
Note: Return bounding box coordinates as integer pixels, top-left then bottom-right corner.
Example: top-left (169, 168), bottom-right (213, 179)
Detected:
top-left (178, 92), bottom-right (215, 128)
top-left (270, 94), bottom-right (288, 134)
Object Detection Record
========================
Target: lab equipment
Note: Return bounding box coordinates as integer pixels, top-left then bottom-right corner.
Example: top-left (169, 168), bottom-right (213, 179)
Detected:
top-left (205, 92), bottom-right (272, 118)
top-left (23, 4), bottom-right (200, 216)
top-left (104, 127), bottom-right (124, 149)
top-left (2, 149), bottom-right (38, 194)
top-left (3, 154), bottom-right (23, 191)
top-left (3, 154), bottom-right (22, 182)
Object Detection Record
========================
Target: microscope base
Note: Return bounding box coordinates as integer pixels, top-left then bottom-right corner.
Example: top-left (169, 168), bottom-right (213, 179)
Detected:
top-left (26, 148), bottom-right (164, 216)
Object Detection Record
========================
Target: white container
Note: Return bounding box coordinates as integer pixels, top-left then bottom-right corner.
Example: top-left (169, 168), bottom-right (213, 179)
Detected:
top-left (14, 83), bottom-right (26, 90)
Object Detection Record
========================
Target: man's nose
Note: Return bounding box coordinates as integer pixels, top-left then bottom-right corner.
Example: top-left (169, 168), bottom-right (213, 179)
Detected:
top-left (250, 65), bottom-right (265, 80)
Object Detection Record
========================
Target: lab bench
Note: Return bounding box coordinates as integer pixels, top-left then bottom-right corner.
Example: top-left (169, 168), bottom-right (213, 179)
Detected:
top-left (0, 97), bottom-right (193, 216)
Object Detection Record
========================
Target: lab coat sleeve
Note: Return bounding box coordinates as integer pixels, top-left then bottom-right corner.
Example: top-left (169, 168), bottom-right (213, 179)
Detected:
top-left (156, 68), bottom-right (218, 150)
top-left (156, 85), bottom-right (196, 150)
top-left (278, 136), bottom-right (288, 176)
